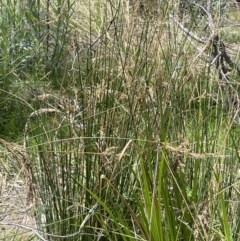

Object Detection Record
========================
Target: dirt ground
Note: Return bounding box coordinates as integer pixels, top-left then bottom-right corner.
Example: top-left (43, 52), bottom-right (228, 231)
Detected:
top-left (0, 174), bottom-right (37, 241)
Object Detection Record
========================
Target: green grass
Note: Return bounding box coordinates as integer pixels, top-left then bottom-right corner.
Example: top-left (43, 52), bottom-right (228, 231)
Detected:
top-left (1, 0), bottom-right (240, 240)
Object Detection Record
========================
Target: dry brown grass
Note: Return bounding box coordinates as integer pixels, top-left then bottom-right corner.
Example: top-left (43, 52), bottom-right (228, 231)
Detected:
top-left (0, 141), bottom-right (36, 240)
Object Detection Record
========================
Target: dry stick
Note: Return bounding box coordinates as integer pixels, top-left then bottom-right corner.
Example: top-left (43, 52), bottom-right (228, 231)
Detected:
top-left (206, 0), bottom-right (214, 30)
top-left (191, 0), bottom-right (214, 31)
top-left (169, 14), bottom-right (216, 63)
top-left (170, 14), bottom-right (206, 44)
top-left (191, 32), bottom-right (216, 64)
top-left (171, 11), bottom-right (240, 123)
top-left (191, 2), bottom-right (216, 63)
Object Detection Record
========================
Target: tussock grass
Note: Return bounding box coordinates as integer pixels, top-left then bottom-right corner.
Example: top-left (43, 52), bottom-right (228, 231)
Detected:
top-left (1, 0), bottom-right (240, 240)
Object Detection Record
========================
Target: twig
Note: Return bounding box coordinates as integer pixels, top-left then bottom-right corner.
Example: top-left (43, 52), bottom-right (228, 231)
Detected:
top-left (169, 14), bottom-right (206, 44)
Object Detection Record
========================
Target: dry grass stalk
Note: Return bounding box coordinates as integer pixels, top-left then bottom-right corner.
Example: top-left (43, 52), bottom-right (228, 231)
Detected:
top-left (0, 138), bottom-right (35, 208)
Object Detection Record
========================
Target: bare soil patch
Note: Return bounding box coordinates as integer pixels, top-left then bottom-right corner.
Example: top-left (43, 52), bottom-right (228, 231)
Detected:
top-left (0, 175), bottom-right (36, 241)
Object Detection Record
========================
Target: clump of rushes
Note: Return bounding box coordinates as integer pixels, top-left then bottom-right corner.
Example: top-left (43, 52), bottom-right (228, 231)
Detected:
top-left (1, 0), bottom-right (240, 241)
